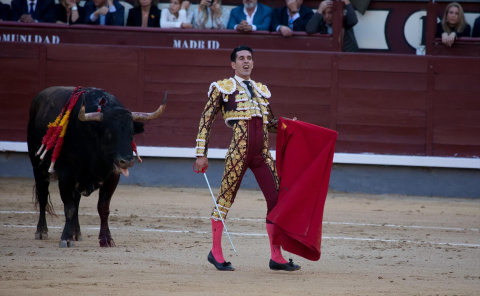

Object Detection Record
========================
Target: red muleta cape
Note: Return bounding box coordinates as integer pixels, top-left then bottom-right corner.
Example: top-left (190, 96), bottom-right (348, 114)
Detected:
top-left (267, 118), bottom-right (338, 261)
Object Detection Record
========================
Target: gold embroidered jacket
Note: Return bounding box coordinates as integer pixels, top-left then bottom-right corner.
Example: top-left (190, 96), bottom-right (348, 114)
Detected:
top-left (195, 77), bottom-right (278, 157)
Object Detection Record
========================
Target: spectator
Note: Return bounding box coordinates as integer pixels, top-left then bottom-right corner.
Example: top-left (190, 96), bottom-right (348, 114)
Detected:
top-left (473, 16), bottom-right (480, 38)
top-left (126, 0), bottom-right (160, 27)
top-left (472, 16), bottom-right (480, 37)
top-left (11, 0), bottom-right (56, 23)
top-left (84, 0), bottom-right (125, 26)
top-left (435, 2), bottom-right (471, 47)
top-left (271, 0), bottom-right (313, 37)
top-left (306, 0), bottom-right (359, 52)
top-left (194, 0), bottom-right (228, 29)
top-left (160, 0), bottom-right (193, 29)
top-left (227, 0), bottom-right (272, 32)
top-left (0, 1), bottom-right (10, 21)
top-left (55, 0), bottom-right (85, 25)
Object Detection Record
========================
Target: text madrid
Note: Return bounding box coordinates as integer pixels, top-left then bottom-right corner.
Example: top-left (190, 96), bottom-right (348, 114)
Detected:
top-left (173, 40), bottom-right (220, 49)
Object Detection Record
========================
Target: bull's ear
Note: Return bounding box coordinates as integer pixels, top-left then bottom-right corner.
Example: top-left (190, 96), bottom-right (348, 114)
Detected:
top-left (133, 122), bottom-right (145, 135)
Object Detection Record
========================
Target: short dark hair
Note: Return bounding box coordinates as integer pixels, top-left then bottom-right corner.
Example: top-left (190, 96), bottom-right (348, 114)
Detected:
top-left (230, 45), bottom-right (253, 62)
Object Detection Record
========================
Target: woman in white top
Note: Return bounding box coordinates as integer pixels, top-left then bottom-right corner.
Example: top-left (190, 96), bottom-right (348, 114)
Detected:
top-left (160, 0), bottom-right (193, 28)
top-left (194, 0), bottom-right (228, 29)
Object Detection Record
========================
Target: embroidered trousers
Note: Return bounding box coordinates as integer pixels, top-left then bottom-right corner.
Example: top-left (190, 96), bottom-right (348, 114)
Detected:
top-left (212, 117), bottom-right (279, 223)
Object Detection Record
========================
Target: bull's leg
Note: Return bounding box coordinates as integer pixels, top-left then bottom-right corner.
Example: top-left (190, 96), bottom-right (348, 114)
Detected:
top-left (97, 174), bottom-right (120, 247)
top-left (72, 196), bottom-right (83, 242)
top-left (58, 177), bottom-right (81, 248)
top-left (33, 169), bottom-right (50, 240)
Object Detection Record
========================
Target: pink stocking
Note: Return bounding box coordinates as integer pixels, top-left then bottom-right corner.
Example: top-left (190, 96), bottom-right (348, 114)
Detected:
top-left (211, 219), bottom-right (225, 263)
top-left (266, 223), bottom-right (288, 264)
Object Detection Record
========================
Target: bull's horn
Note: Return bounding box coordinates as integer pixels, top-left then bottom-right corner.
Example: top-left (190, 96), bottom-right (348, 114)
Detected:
top-left (78, 98), bottom-right (103, 122)
top-left (131, 92), bottom-right (167, 121)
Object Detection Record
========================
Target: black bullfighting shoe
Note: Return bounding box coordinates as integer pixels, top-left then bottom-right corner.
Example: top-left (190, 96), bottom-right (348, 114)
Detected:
top-left (269, 259), bottom-right (301, 271)
top-left (208, 251), bottom-right (235, 271)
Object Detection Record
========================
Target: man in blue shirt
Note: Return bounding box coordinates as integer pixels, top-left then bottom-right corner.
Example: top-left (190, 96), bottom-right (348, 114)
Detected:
top-left (227, 0), bottom-right (272, 32)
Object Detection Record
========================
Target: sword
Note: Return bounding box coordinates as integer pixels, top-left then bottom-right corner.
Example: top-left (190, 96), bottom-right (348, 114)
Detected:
top-left (194, 163), bottom-right (237, 254)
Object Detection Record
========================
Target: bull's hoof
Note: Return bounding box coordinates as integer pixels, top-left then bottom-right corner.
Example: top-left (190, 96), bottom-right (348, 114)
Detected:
top-left (59, 240), bottom-right (75, 248)
top-left (35, 231), bottom-right (48, 240)
top-left (99, 238), bottom-right (115, 247)
top-left (74, 234), bottom-right (83, 241)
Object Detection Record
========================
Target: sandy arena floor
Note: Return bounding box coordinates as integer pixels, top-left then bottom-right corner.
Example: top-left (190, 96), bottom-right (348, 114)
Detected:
top-left (0, 177), bottom-right (479, 295)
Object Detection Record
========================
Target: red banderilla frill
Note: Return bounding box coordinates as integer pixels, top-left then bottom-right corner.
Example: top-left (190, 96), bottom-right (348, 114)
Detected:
top-left (36, 87), bottom-right (85, 173)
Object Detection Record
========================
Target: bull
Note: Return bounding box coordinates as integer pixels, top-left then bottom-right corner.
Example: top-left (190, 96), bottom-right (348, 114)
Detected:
top-left (27, 86), bottom-right (166, 248)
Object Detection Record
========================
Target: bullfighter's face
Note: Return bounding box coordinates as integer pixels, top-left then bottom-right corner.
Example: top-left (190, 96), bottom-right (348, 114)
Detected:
top-left (231, 50), bottom-right (254, 80)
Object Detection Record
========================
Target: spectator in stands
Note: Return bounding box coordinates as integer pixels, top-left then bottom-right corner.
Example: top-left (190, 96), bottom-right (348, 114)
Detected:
top-left (0, 1), bottom-right (10, 21)
top-left (55, 0), bottom-right (85, 25)
top-left (271, 0), bottom-right (313, 37)
top-left (473, 16), bottom-right (480, 38)
top-left (11, 0), bottom-right (56, 23)
top-left (126, 0), bottom-right (160, 27)
top-left (435, 2), bottom-right (471, 47)
top-left (227, 0), bottom-right (272, 32)
top-left (160, 0), bottom-right (193, 29)
top-left (194, 0), bottom-right (228, 29)
top-left (305, 0), bottom-right (359, 52)
top-left (84, 0), bottom-right (125, 26)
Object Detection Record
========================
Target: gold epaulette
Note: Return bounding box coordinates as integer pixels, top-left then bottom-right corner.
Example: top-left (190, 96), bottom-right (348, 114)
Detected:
top-left (252, 81), bottom-right (271, 99)
top-left (208, 78), bottom-right (236, 97)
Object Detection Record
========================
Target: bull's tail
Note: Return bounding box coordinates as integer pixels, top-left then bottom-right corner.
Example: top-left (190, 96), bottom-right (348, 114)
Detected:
top-left (32, 185), bottom-right (57, 217)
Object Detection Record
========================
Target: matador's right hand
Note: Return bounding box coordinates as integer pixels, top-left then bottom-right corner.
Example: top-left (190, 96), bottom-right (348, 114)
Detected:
top-left (195, 156), bottom-right (209, 173)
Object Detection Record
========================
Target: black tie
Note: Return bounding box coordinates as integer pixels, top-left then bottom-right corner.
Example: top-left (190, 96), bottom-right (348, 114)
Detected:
top-left (244, 81), bottom-right (254, 98)
top-left (29, 2), bottom-right (35, 15)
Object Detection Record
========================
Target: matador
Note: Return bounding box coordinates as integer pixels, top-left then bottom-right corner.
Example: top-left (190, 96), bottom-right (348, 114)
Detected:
top-left (194, 45), bottom-right (301, 272)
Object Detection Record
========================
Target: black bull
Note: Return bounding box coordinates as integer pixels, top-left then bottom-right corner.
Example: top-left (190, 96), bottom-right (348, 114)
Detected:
top-left (27, 86), bottom-right (167, 247)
